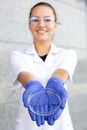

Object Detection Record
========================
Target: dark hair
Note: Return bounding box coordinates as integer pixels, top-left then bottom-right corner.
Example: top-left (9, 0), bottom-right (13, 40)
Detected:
top-left (29, 2), bottom-right (57, 22)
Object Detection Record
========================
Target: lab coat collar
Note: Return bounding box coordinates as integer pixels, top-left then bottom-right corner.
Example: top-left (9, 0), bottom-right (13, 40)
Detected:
top-left (24, 42), bottom-right (61, 63)
top-left (25, 42), bottom-right (60, 55)
top-left (50, 43), bottom-right (61, 54)
top-left (24, 44), bottom-right (36, 55)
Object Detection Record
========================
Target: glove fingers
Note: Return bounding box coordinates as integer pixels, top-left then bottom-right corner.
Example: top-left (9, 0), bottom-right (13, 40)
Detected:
top-left (60, 97), bottom-right (67, 109)
top-left (44, 104), bottom-right (48, 121)
top-left (47, 106), bottom-right (55, 125)
top-left (53, 108), bottom-right (63, 120)
top-left (35, 106), bottom-right (43, 126)
top-left (47, 107), bottom-right (63, 125)
top-left (40, 106), bottom-right (45, 125)
top-left (28, 107), bottom-right (36, 121)
top-left (36, 104), bottom-right (49, 126)
top-left (36, 115), bottom-right (42, 126)
top-left (47, 116), bottom-right (55, 125)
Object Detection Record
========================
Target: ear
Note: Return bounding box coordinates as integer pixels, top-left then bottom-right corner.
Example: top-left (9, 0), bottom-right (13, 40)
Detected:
top-left (28, 23), bottom-right (31, 31)
top-left (54, 22), bottom-right (58, 31)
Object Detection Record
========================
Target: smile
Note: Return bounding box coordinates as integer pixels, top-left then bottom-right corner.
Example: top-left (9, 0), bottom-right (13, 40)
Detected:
top-left (37, 30), bottom-right (47, 34)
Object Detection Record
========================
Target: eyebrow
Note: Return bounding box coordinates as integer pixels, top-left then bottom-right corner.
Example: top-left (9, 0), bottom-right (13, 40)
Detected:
top-left (30, 16), bottom-right (39, 19)
top-left (30, 16), bottom-right (51, 19)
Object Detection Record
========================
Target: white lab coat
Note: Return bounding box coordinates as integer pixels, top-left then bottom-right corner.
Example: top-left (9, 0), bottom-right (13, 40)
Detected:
top-left (10, 43), bottom-right (77, 130)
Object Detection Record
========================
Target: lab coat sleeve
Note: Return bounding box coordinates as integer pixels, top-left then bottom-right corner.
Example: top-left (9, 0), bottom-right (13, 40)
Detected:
top-left (10, 51), bottom-right (30, 86)
top-left (58, 49), bottom-right (78, 85)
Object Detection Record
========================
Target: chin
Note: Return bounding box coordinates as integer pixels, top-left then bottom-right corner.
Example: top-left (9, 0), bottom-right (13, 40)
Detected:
top-left (36, 37), bottom-right (49, 42)
top-left (38, 39), bottom-right (49, 43)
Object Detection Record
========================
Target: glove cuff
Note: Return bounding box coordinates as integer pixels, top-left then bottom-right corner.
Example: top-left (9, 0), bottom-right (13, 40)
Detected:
top-left (25, 80), bottom-right (41, 89)
top-left (48, 77), bottom-right (64, 85)
top-left (25, 80), bottom-right (42, 89)
top-left (25, 80), bottom-right (44, 96)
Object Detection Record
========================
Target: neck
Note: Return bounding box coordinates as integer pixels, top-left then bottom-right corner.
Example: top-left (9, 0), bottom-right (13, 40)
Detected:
top-left (34, 41), bottom-right (51, 56)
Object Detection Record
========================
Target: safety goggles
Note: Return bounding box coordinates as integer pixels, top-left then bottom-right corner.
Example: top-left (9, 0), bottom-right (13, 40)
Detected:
top-left (29, 16), bottom-right (55, 24)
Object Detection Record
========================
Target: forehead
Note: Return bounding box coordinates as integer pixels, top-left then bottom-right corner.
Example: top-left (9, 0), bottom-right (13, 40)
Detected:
top-left (31, 5), bottom-right (54, 17)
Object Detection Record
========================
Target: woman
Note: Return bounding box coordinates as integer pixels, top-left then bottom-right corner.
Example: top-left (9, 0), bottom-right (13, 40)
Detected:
top-left (10, 2), bottom-right (77, 130)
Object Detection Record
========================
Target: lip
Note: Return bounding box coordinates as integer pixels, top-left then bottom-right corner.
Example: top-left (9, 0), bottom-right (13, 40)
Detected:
top-left (36, 30), bottom-right (47, 34)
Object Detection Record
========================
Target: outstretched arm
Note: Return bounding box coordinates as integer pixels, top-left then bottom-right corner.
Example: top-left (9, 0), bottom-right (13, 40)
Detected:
top-left (52, 68), bottom-right (69, 83)
top-left (17, 71), bottom-right (36, 88)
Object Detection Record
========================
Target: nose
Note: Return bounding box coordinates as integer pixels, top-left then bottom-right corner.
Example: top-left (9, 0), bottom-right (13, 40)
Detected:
top-left (38, 20), bottom-right (45, 27)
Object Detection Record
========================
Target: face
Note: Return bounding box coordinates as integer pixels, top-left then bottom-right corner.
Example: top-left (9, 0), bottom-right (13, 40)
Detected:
top-left (29, 5), bottom-right (57, 43)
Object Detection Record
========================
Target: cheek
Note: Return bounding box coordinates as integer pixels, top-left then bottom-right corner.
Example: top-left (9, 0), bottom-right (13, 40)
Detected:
top-left (29, 27), bottom-right (36, 35)
top-left (29, 25), bottom-right (35, 32)
top-left (48, 24), bottom-right (57, 32)
top-left (48, 22), bottom-right (57, 29)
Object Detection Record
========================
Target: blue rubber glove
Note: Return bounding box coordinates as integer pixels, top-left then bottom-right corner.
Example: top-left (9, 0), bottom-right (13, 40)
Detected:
top-left (46, 77), bottom-right (68, 125)
top-left (22, 81), bottom-right (48, 126)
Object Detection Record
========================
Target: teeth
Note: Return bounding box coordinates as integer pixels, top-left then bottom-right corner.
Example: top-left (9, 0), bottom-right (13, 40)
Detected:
top-left (38, 30), bottom-right (45, 32)
top-left (37, 30), bottom-right (46, 34)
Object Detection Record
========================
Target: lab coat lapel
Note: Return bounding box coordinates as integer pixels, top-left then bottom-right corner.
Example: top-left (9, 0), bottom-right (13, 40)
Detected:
top-left (33, 54), bottom-right (43, 63)
top-left (45, 43), bottom-right (60, 64)
top-left (25, 44), bottom-right (43, 63)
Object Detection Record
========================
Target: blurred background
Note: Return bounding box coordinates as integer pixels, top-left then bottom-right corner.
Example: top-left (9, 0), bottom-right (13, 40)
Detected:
top-left (0, 0), bottom-right (87, 130)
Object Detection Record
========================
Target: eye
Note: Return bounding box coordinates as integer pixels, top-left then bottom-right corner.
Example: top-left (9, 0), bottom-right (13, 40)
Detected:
top-left (44, 16), bottom-right (52, 22)
top-left (29, 16), bottom-right (39, 23)
top-left (44, 18), bottom-right (51, 22)
top-left (32, 19), bottom-right (39, 22)
top-left (30, 18), bottom-right (39, 23)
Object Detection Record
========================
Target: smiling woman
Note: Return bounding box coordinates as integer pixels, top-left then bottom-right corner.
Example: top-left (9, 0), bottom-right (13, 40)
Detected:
top-left (10, 2), bottom-right (77, 130)
top-left (28, 4), bottom-right (58, 52)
